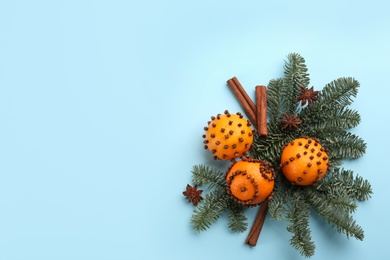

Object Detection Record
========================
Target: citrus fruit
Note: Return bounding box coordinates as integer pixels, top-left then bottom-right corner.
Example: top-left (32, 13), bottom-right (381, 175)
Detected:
top-left (280, 137), bottom-right (330, 186)
top-left (203, 110), bottom-right (254, 160)
top-left (225, 157), bottom-right (275, 207)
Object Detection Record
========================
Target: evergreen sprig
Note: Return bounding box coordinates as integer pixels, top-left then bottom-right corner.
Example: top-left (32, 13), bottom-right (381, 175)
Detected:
top-left (304, 107), bottom-right (361, 130)
top-left (184, 53), bottom-right (372, 258)
top-left (318, 168), bottom-right (372, 201)
top-left (286, 192), bottom-right (315, 257)
top-left (317, 77), bottom-right (359, 107)
top-left (324, 131), bottom-right (366, 160)
top-left (251, 129), bottom-right (296, 167)
top-left (305, 188), bottom-right (364, 240)
top-left (258, 53), bottom-right (371, 256)
top-left (190, 164), bottom-right (248, 232)
top-left (268, 177), bottom-right (291, 221)
top-left (191, 164), bottom-right (225, 189)
top-left (191, 188), bottom-right (227, 232)
top-left (226, 202), bottom-right (248, 233)
top-left (252, 53), bottom-right (371, 256)
top-left (300, 77), bottom-right (360, 125)
top-left (282, 53), bottom-right (310, 114)
top-left (267, 78), bottom-right (285, 122)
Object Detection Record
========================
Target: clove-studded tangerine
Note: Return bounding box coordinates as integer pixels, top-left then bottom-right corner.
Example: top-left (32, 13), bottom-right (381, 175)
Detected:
top-left (280, 137), bottom-right (331, 186)
top-left (203, 110), bottom-right (254, 160)
top-left (225, 157), bottom-right (275, 207)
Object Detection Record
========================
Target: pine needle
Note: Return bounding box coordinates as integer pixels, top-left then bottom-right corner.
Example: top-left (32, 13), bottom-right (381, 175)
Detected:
top-left (320, 168), bottom-right (373, 201)
top-left (267, 78), bottom-right (285, 122)
top-left (282, 53), bottom-right (310, 114)
top-left (191, 189), bottom-right (227, 232)
top-left (226, 203), bottom-right (248, 233)
top-left (191, 164), bottom-right (225, 189)
top-left (306, 188), bottom-right (364, 240)
top-left (286, 192), bottom-right (316, 257)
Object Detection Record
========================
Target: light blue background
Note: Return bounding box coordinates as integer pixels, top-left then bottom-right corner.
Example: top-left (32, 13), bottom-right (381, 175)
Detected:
top-left (0, 1), bottom-right (388, 259)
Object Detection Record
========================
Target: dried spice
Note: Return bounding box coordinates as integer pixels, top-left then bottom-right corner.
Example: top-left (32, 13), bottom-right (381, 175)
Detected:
top-left (227, 77), bottom-right (257, 126)
top-left (280, 113), bottom-right (302, 130)
top-left (255, 85), bottom-right (268, 137)
top-left (297, 86), bottom-right (320, 106)
top-left (183, 184), bottom-right (203, 206)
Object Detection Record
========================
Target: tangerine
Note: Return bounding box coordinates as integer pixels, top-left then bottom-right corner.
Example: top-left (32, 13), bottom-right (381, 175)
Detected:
top-left (280, 137), bottom-right (330, 186)
top-left (203, 110), bottom-right (254, 160)
top-left (225, 158), bottom-right (275, 207)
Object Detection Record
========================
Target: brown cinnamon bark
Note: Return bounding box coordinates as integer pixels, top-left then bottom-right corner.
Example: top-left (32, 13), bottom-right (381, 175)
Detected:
top-left (227, 76), bottom-right (269, 247)
top-left (227, 77), bottom-right (257, 127)
top-left (256, 85), bottom-right (268, 137)
top-left (245, 201), bottom-right (268, 246)
top-left (231, 77), bottom-right (256, 115)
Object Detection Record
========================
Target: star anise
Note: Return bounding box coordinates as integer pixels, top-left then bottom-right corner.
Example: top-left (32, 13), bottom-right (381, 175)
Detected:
top-left (297, 86), bottom-right (320, 106)
top-left (183, 184), bottom-right (203, 206)
top-left (281, 113), bottom-right (302, 130)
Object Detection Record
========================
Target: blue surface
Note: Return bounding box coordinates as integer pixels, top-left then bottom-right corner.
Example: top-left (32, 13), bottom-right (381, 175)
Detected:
top-left (0, 1), bottom-right (388, 259)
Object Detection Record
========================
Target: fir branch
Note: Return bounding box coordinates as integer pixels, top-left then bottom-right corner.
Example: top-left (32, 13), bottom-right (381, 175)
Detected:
top-left (191, 164), bottom-right (225, 190)
top-left (190, 165), bottom-right (250, 232)
top-left (300, 77), bottom-right (360, 128)
top-left (319, 77), bottom-right (359, 107)
top-left (250, 128), bottom-right (298, 168)
top-left (286, 191), bottom-right (315, 258)
top-left (304, 77), bottom-right (359, 116)
top-left (191, 188), bottom-right (227, 232)
top-left (226, 202), bottom-right (248, 233)
top-left (324, 131), bottom-right (367, 160)
top-left (303, 107), bottom-right (361, 130)
top-left (318, 186), bottom-right (358, 213)
top-left (319, 168), bottom-right (373, 201)
top-left (329, 194), bottom-right (358, 213)
top-left (268, 189), bottom-right (287, 221)
top-left (282, 53), bottom-right (310, 114)
top-left (268, 176), bottom-right (292, 221)
top-left (348, 175), bottom-right (373, 201)
top-left (267, 78), bottom-right (285, 122)
top-left (306, 188), bottom-right (364, 240)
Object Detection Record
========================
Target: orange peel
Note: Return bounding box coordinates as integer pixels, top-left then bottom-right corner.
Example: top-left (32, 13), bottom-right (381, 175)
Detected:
top-left (225, 157), bottom-right (275, 207)
top-left (280, 137), bottom-right (331, 186)
top-left (203, 110), bottom-right (254, 160)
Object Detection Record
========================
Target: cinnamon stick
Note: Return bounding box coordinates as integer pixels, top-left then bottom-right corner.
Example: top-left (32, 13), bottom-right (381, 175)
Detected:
top-left (226, 76), bottom-right (269, 247)
top-left (256, 85), bottom-right (268, 137)
top-left (245, 201), bottom-right (269, 246)
top-left (227, 77), bottom-right (257, 127)
top-left (231, 77), bottom-right (256, 115)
